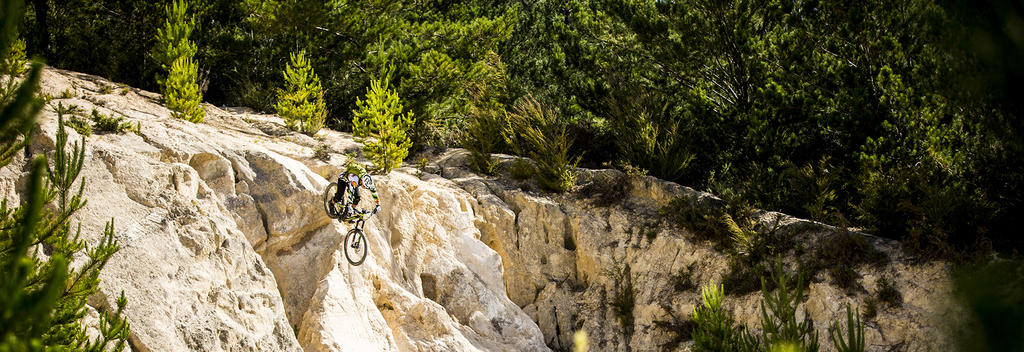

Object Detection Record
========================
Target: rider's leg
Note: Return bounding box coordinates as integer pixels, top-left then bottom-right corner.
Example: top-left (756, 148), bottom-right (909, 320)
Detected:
top-left (333, 174), bottom-right (347, 203)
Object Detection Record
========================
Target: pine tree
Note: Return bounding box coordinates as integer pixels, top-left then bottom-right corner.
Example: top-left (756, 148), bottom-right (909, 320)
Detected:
top-left (276, 51), bottom-right (327, 135)
top-left (352, 64), bottom-right (415, 174)
top-left (0, 0), bottom-right (130, 349)
top-left (165, 56), bottom-right (204, 123)
top-left (153, 0), bottom-right (203, 123)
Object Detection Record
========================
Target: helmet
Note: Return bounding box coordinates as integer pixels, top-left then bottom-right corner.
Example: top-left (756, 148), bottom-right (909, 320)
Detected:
top-left (345, 162), bottom-right (367, 177)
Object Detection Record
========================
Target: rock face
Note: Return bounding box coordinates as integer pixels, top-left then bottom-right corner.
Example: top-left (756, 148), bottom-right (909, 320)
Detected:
top-left (3, 68), bottom-right (957, 352)
top-left (17, 68), bottom-right (547, 352)
top-left (436, 154), bottom-right (959, 352)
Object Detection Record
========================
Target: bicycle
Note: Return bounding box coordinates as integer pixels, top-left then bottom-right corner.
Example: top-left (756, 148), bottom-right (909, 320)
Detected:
top-left (323, 182), bottom-right (372, 266)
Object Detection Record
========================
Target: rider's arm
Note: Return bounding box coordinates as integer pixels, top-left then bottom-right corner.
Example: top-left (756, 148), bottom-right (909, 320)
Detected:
top-left (365, 176), bottom-right (380, 213)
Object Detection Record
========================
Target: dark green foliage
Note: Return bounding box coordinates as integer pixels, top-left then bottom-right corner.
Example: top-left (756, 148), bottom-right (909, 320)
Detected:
top-left (508, 158), bottom-right (534, 181)
top-left (505, 96), bottom-right (578, 192)
top-left (830, 304), bottom-right (865, 352)
top-left (13, 0), bottom-right (1023, 257)
top-left (462, 52), bottom-right (509, 175)
top-left (311, 142), bottom-right (329, 162)
top-left (1, 2), bottom-right (129, 349)
top-left (692, 282), bottom-right (744, 352)
top-left (875, 276), bottom-right (902, 308)
top-left (607, 89), bottom-right (696, 182)
top-left (90, 109), bottom-right (134, 134)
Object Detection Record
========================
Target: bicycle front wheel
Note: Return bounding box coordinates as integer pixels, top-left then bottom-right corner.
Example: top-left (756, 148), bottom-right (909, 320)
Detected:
top-left (323, 182), bottom-right (340, 219)
top-left (344, 228), bottom-right (368, 266)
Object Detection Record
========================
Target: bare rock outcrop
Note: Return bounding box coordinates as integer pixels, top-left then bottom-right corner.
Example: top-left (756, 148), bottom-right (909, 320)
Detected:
top-left (11, 68), bottom-right (549, 352)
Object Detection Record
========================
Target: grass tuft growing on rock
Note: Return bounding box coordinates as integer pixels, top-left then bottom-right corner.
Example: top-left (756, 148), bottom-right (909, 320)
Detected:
top-left (91, 109), bottom-right (135, 134)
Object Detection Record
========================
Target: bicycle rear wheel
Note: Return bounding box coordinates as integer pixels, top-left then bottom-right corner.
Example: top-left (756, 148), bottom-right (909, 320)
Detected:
top-left (344, 228), bottom-right (368, 266)
top-left (323, 182), bottom-right (340, 219)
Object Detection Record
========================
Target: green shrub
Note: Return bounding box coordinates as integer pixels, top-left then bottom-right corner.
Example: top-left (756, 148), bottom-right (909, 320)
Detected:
top-left (276, 51), bottom-right (327, 135)
top-left (312, 142), bottom-right (330, 162)
top-left (874, 276), bottom-right (902, 308)
top-left (98, 84), bottom-right (114, 95)
top-left (152, 0), bottom-right (196, 87)
top-left (507, 157), bottom-right (534, 181)
top-left (743, 263), bottom-right (819, 352)
top-left (0, 33), bottom-right (26, 100)
top-left (165, 56), bottom-right (204, 123)
top-left (90, 109), bottom-right (134, 134)
top-left (52, 103), bottom-right (90, 136)
top-left (67, 115), bottom-right (92, 136)
top-left (154, 0), bottom-right (203, 123)
top-left (862, 298), bottom-right (878, 321)
top-left (352, 64), bottom-right (415, 173)
top-left (611, 96), bottom-right (695, 182)
top-left (505, 96), bottom-right (578, 192)
top-left (783, 157), bottom-right (842, 223)
top-left (829, 304), bottom-right (865, 352)
top-left (0, 33), bottom-right (26, 77)
top-left (692, 282), bottom-right (742, 352)
top-left (691, 266), bottom-right (866, 352)
top-left (462, 52), bottom-right (509, 175)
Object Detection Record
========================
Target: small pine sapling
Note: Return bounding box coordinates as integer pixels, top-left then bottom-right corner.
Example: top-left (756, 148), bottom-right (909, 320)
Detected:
top-left (351, 64), bottom-right (415, 173)
top-left (153, 0), bottom-right (203, 122)
top-left (165, 56), bottom-right (204, 122)
top-left (276, 51), bottom-right (327, 135)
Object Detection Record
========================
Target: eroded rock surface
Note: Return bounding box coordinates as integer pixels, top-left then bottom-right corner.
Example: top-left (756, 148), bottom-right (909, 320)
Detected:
top-left (11, 68), bottom-right (548, 352)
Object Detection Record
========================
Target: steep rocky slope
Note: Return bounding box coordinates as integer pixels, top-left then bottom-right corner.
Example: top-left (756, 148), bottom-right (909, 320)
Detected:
top-left (0, 68), bottom-right (957, 351)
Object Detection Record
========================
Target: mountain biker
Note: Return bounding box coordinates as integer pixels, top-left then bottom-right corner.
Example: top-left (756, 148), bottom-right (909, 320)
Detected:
top-left (331, 163), bottom-right (380, 222)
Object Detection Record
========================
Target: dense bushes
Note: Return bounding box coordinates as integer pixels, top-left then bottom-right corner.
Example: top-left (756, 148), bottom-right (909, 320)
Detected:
top-left (505, 96), bottom-right (578, 192)
top-left (14, 0), bottom-right (1024, 256)
top-left (462, 52), bottom-right (509, 175)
